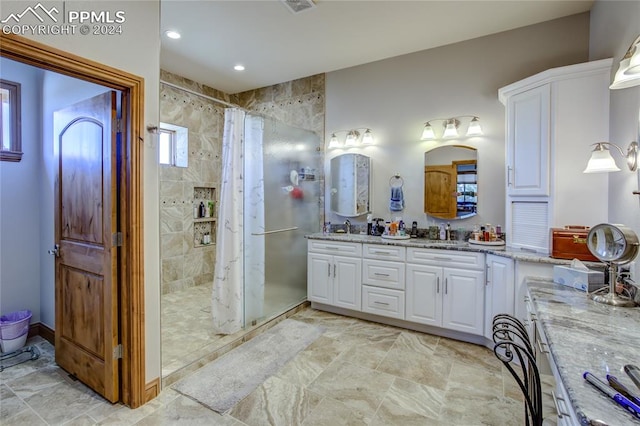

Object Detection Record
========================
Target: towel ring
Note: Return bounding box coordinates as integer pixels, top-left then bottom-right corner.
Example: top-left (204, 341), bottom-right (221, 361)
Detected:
top-left (389, 174), bottom-right (404, 188)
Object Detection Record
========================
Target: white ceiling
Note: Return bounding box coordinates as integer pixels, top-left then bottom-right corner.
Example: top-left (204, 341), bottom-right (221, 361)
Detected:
top-left (160, 0), bottom-right (594, 94)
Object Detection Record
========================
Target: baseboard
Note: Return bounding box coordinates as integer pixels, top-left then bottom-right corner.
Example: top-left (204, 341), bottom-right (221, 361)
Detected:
top-left (29, 322), bottom-right (55, 345)
top-left (145, 378), bottom-right (160, 403)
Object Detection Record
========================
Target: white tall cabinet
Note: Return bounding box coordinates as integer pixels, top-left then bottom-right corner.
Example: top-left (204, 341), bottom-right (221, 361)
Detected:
top-left (498, 59), bottom-right (612, 253)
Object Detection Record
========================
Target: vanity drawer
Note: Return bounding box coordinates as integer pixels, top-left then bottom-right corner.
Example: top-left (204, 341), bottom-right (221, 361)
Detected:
top-left (308, 240), bottom-right (362, 257)
top-left (362, 285), bottom-right (405, 319)
top-left (363, 244), bottom-right (406, 261)
top-left (362, 259), bottom-right (405, 290)
top-left (407, 248), bottom-right (484, 270)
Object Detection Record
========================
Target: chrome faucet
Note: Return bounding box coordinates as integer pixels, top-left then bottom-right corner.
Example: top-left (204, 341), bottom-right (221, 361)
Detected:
top-left (345, 219), bottom-right (351, 235)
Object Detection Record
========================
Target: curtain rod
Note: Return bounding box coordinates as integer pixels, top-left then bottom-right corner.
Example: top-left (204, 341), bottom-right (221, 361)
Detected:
top-left (159, 79), bottom-right (242, 109)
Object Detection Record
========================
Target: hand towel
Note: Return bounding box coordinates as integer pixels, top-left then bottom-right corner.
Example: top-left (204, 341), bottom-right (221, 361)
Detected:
top-left (390, 186), bottom-right (404, 211)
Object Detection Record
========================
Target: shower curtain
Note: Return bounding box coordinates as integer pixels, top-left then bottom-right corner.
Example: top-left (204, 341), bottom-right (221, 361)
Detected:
top-left (212, 108), bottom-right (245, 334)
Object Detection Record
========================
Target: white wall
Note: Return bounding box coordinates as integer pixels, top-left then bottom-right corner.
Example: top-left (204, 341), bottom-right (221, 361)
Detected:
top-left (0, 58), bottom-right (43, 322)
top-left (589, 0), bottom-right (640, 281)
top-left (325, 13), bottom-right (590, 230)
top-left (11, 0), bottom-right (162, 381)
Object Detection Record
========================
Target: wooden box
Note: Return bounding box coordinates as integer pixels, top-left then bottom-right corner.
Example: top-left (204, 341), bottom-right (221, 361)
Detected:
top-left (550, 226), bottom-right (598, 262)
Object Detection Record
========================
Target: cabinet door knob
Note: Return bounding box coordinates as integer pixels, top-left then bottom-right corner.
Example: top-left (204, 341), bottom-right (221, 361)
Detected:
top-left (437, 277), bottom-right (440, 293)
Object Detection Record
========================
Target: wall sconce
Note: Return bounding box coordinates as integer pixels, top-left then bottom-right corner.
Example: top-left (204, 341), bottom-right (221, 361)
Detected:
top-left (328, 128), bottom-right (374, 149)
top-left (610, 35), bottom-right (640, 90)
top-left (420, 116), bottom-right (483, 140)
top-left (583, 141), bottom-right (639, 173)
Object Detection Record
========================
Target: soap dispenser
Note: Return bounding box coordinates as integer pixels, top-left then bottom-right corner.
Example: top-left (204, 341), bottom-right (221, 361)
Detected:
top-left (439, 224), bottom-right (446, 240)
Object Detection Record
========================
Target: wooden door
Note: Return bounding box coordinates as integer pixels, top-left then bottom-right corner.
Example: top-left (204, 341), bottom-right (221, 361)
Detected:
top-left (424, 165), bottom-right (457, 219)
top-left (54, 92), bottom-right (120, 403)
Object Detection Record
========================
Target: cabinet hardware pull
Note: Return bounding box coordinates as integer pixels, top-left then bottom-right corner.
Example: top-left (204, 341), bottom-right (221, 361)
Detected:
top-left (372, 250), bottom-right (392, 255)
top-left (445, 278), bottom-right (448, 294)
top-left (437, 277), bottom-right (440, 293)
top-left (374, 273), bottom-right (390, 277)
top-left (507, 166), bottom-right (513, 186)
top-left (333, 264), bottom-right (336, 278)
top-left (327, 263), bottom-right (331, 277)
top-left (524, 296), bottom-right (530, 302)
top-left (551, 391), bottom-right (570, 418)
top-left (373, 301), bottom-right (390, 306)
top-left (520, 247), bottom-right (537, 253)
top-left (537, 340), bottom-right (550, 354)
top-left (434, 256), bottom-right (452, 261)
top-left (486, 264), bottom-right (490, 285)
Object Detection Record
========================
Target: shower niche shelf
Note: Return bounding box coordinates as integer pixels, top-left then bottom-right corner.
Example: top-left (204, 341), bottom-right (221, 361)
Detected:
top-left (193, 186), bottom-right (216, 248)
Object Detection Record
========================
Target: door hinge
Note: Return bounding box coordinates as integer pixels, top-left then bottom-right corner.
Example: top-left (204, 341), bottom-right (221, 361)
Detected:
top-left (112, 232), bottom-right (123, 247)
top-left (113, 344), bottom-right (123, 359)
top-left (115, 117), bottom-right (123, 133)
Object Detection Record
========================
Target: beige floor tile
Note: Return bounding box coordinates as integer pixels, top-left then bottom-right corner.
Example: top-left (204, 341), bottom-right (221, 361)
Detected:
top-left (229, 375), bottom-right (322, 426)
top-left (1, 406), bottom-right (46, 425)
top-left (275, 336), bottom-right (344, 386)
top-left (136, 395), bottom-right (242, 426)
top-left (301, 397), bottom-right (368, 426)
top-left (435, 337), bottom-right (502, 373)
top-left (377, 341), bottom-right (452, 390)
top-left (1, 384), bottom-right (29, 421)
top-left (308, 360), bottom-right (395, 422)
top-left (23, 381), bottom-right (104, 425)
top-left (384, 377), bottom-right (445, 420)
top-left (440, 380), bottom-right (521, 424)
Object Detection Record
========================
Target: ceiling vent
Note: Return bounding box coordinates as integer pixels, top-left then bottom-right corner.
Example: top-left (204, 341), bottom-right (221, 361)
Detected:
top-left (281, 0), bottom-right (316, 14)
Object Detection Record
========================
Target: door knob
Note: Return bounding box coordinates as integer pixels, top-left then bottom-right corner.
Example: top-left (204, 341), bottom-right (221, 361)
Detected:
top-left (48, 244), bottom-right (60, 257)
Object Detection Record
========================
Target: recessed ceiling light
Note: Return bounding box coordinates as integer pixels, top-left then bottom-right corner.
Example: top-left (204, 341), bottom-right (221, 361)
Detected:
top-left (165, 30), bottom-right (181, 40)
top-left (234, 65), bottom-right (245, 71)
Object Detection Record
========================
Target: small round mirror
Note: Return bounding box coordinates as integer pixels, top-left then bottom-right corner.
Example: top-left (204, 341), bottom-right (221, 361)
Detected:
top-left (587, 223), bottom-right (639, 264)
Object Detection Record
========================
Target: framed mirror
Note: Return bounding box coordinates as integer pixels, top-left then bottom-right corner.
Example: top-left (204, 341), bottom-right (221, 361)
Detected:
top-left (330, 153), bottom-right (371, 217)
top-left (424, 145), bottom-right (477, 220)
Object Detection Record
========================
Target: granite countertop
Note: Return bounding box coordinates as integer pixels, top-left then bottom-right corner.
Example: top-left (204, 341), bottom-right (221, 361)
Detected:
top-left (527, 279), bottom-right (640, 425)
top-left (306, 232), bottom-right (602, 266)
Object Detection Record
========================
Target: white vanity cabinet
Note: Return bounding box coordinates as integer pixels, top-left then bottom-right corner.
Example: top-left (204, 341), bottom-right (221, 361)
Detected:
top-left (405, 248), bottom-right (485, 335)
top-left (483, 254), bottom-right (515, 339)
top-left (307, 240), bottom-right (362, 310)
top-left (361, 244), bottom-right (406, 319)
top-left (499, 59), bottom-right (611, 254)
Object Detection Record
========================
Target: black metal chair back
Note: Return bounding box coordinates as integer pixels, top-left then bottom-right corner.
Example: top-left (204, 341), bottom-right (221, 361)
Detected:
top-left (493, 314), bottom-right (543, 426)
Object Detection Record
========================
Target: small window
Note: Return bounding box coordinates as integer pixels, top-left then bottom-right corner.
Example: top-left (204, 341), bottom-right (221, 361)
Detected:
top-left (158, 122), bottom-right (188, 167)
top-left (0, 79), bottom-right (22, 162)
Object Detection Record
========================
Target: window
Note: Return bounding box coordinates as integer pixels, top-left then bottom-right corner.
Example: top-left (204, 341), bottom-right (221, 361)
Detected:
top-left (158, 122), bottom-right (188, 167)
top-left (0, 79), bottom-right (22, 162)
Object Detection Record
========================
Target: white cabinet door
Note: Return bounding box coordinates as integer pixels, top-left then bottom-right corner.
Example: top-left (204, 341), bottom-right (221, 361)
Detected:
top-left (442, 268), bottom-right (485, 335)
top-left (307, 252), bottom-right (333, 304)
top-left (484, 255), bottom-right (515, 339)
top-left (506, 84), bottom-right (550, 197)
top-left (334, 255), bottom-right (362, 310)
top-left (405, 263), bottom-right (441, 326)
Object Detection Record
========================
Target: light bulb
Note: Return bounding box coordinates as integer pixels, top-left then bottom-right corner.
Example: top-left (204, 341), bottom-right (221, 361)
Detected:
top-left (421, 123), bottom-right (435, 140)
top-left (361, 129), bottom-right (374, 145)
top-left (442, 119), bottom-right (459, 138)
top-left (466, 117), bottom-right (483, 136)
top-left (328, 134), bottom-right (341, 149)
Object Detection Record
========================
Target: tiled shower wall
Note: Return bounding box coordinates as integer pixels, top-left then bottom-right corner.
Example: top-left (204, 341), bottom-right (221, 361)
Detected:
top-left (159, 71), bottom-right (325, 294)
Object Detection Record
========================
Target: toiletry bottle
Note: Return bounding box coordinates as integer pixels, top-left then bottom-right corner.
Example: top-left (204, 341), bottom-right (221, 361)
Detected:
top-left (199, 201), bottom-right (206, 218)
top-left (439, 224), bottom-right (446, 240)
top-left (367, 214), bottom-right (373, 236)
top-left (446, 223), bottom-right (451, 240)
top-left (208, 201), bottom-right (215, 217)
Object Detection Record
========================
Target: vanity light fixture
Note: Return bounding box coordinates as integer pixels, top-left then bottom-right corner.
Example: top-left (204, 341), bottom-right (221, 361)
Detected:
top-left (234, 64), bottom-right (245, 71)
top-left (420, 116), bottom-right (483, 140)
top-left (327, 128), bottom-right (374, 149)
top-left (610, 35), bottom-right (640, 90)
top-left (583, 141), bottom-right (639, 173)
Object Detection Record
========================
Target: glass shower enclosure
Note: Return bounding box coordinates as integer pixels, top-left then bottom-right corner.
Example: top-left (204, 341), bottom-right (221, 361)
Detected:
top-left (243, 114), bottom-right (321, 326)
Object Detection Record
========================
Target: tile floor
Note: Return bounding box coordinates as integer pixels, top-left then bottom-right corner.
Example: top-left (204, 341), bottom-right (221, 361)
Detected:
top-left (1, 307), bottom-right (523, 425)
top-left (162, 283), bottom-right (306, 379)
